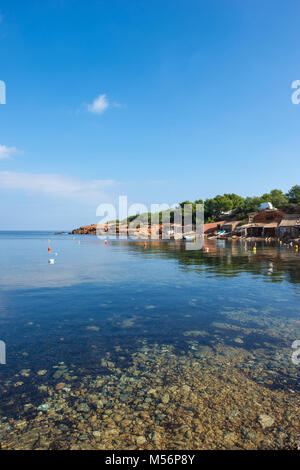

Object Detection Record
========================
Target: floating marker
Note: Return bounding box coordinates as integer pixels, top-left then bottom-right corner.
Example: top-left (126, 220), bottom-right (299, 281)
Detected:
top-left (48, 246), bottom-right (51, 252)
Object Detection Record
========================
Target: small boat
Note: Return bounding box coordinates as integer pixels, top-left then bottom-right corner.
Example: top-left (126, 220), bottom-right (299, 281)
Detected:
top-left (182, 235), bottom-right (194, 241)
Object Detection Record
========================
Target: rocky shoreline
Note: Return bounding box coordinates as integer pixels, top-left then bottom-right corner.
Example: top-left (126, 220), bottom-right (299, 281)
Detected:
top-left (70, 224), bottom-right (98, 235)
top-left (69, 223), bottom-right (300, 246)
top-left (69, 223), bottom-right (189, 239)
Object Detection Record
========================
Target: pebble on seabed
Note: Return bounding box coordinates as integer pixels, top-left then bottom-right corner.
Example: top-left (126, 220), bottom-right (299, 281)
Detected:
top-left (0, 341), bottom-right (299, 450)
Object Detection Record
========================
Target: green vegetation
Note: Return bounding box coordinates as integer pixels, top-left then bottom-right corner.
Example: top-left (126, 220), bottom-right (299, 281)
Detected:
top-left (286, 185), bottom-right (300, 204)
top-left (189, 186), bottom-right (300, 223)
top-left (118, 185), bottom-right (300, 225)
top-left (180, 186), bottom-right (300, 223)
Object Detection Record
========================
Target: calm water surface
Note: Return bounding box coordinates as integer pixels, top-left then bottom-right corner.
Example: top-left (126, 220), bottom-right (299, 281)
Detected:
top-left (0, 232), bottom-right (299, 449)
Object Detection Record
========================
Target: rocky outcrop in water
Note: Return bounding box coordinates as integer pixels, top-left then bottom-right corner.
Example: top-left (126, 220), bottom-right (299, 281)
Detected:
top-left (70, 224), bottom-right (99, 235)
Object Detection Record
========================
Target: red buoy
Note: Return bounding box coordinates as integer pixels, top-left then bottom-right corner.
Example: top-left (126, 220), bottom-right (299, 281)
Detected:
top-left (48, 246), bottom-right (51, 252)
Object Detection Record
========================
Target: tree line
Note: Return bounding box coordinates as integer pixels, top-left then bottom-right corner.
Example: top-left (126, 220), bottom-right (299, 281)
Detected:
top-left (179, 185), bottom-right (300, 223)
top-left (118, 185), bottom-right (300, 225)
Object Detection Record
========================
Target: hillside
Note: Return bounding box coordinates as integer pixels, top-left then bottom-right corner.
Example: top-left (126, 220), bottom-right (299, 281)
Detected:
top-left (71, 186), bottom-right (300, 234)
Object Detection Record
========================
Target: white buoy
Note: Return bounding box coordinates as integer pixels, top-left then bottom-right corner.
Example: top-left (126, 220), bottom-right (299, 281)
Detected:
top-left (48, 259), bottom-right (55, 264)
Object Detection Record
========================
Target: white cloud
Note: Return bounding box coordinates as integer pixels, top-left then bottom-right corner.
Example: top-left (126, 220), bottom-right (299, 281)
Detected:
top-left (0, 171), bottom-right (117, 203)
top-left (0, 145), bottom-right (21, 160)
top-left (87, 94), bottom-right (109, 114)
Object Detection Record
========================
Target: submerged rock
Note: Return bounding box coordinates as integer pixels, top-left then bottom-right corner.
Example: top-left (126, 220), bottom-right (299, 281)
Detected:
top-left (55, 382), bottom-right (66, 390)
top-left (77, 403), bottom-right (90, 413)
top-left (136, 436), bottom-right (147, 445)
top-left (86, 326), bottom-right (100, 332)
top-left (234, 338), bottom-right (244, 344)
top-left (37, 403), bottom-right (50, 411)
top-left (258, 414), bottom-right (275, 429)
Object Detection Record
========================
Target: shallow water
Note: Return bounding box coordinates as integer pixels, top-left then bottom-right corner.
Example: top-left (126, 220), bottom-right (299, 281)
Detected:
top-left (0, 232), bottom-right (299, 449)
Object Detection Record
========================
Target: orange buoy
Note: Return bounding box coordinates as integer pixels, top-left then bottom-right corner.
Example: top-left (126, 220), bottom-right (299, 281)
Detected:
top-left (48, 246), bottom-right (51, 252)
top-left (105, 240), bottom-right (108, 246)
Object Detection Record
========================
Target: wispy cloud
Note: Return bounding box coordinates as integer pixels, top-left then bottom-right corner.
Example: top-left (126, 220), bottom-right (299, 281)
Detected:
top-left (0, 171), bottom-right (118, 202)
top-left (0, 145), bottom-right (21, 160)
top-left (87, 94), bottom-right (109, 114)
top-left (86, 94), bottom-right (121, 114)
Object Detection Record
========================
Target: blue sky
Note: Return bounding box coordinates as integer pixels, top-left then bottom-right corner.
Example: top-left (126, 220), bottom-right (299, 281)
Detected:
top-left (1, 0), bottom-right (300, 229)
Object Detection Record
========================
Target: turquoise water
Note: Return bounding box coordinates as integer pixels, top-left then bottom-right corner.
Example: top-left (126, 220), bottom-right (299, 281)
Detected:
top-left (0, 232), bottom-right (299, 449)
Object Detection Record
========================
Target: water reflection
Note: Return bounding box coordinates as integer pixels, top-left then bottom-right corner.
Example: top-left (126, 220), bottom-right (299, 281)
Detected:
top-left (120, 239), bottom-right (300, 286)
top-left (0, 234), bottom-right (299, 449)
